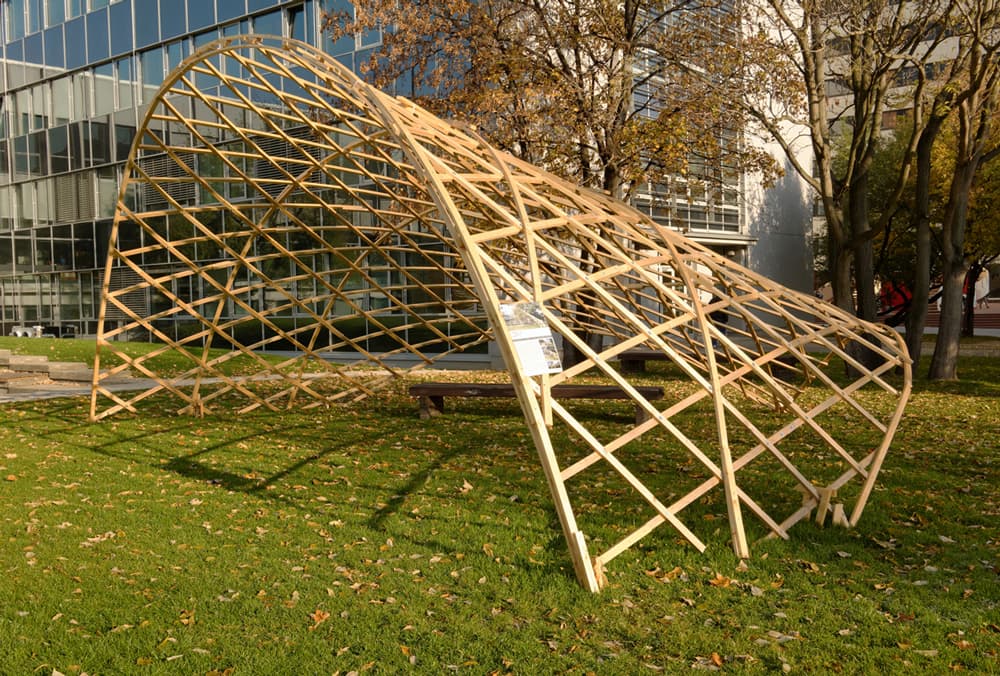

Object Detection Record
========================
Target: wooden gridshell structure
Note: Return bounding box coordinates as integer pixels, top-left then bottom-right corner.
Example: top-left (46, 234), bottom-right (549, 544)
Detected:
top-left (91, 37), bottom-right (912, 591)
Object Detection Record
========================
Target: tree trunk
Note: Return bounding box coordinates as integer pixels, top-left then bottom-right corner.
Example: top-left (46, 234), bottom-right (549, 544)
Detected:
top-left (849, 178), bottom-right (878, 323)
top-left (830, 239), bottom-right (854, 315)
top-left (929, 261), bottom-right (966, 379)
top-left (904, 116), bottom-right (943, 366)
top-left (962, 263), bottom-right (981, 337)
top-left (929, 159), bottom-right (975, 380)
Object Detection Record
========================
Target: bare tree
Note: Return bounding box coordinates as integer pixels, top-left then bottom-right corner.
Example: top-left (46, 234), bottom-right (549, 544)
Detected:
top-left (926, 0), bottom-right (1000, 379)
top-left (325, 0), bottom-right (776, 201)
top-left (738, 0), bottom-right (943, 332)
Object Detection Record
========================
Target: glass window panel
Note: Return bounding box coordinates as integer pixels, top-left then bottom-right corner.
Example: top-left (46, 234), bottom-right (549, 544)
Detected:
top-left (187, 0), bottom-right (214, 30)
top-left (43, 25), bottom-right (64, 68)
top-left (0, 237), bottom-right (11, 274)
top-left (73, 222), bottom-right (96, 268)
top-left (89, 119), bottom-right (110, 165)
top-left (30, 83), bottom-right (48, 130)
top-left (28, 130), bottom-right (48, 175)
top-left (27, 0), bottom-right (42, 34)
top-left (16, 183), bottom-right (34, 230)
top-left (71, 72), bottom-right (90, 121)
top-left (14, 90), bottom-right (30, 135)
top-left (53, 227), bottom-right (73, 269)
top-left (193, 29), bottom-right (218, 50)
top-left (52, 77), bottom-right (71, 124)
top-left (14, 135), bottom-right (29, 176)
top-left (166, 40), bottom-right (188, 73)
top-left (0, 141), bottom-right (8, 183)
top-left (89, 0), bottom-right (109, 9)
top-left (109, 0), bottom-right (132, 55)
top-left (97, 166), bottom-right (116, 218)
top-left (253, 10), bottom-right (281, 37)
top-left (134, 0), bottom-right (158, 48)
top-left (116, 57), bottom-right (134, 110)
top-left (288, 6), bottom-right (305, 42)
top-left (67, 0), bottom-right (83, 18)
top-left (48, 125), bottom-right (69, 173)
top-left (140, 47), bottom-right (163, 102)
top-left (193, 31), bottom-right (220, 89)
top-left (114, 123), bottom-right (134, 161)
top-left (217, 0), bottom-right (244, 22)
top-left (94, 63), bottom-right (115, 116)
top-left (8, 0), bottom-right (26, 41)
top-left (6, 41), bottom-right (25, 72)
top-left (159, 0), bottom-right (185, 40)
top-left (86, 8), bottom-right (109, 62)
top-left (36, 178), bottom-right (53, 226)
top-left (64, 16), bottom-right (86, 70)
top-left (15, 240), bottom-right (33, 278)
top-left (69, 122), bottom-right (85, 169)
top-left (46, 0), bottom-right (64, 26)
top-left (24, 32), bottom-right (43, 66)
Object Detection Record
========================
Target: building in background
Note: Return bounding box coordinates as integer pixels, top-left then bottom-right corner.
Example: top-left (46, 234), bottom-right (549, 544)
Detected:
top-left (0, 0), bottom-right (811, 339)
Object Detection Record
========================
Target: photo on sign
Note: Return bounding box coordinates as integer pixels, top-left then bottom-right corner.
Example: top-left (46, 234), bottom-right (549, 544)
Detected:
top-left (500, 302), bottom-right (562, 376)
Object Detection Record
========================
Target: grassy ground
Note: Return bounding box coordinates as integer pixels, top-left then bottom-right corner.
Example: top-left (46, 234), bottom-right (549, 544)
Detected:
top-left (0, 339), bottom-right (997, 674)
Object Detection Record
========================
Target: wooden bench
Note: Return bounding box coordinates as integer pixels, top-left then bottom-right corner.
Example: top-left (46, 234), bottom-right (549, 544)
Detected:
top-left (409, 382), bottom-right (665, 424)
top-left (617, 348), bottom-right (671, 373)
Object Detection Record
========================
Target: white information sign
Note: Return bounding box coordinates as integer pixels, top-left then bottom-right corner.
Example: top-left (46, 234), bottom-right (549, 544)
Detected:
top-left (500, 302), bottom-right (562, 376)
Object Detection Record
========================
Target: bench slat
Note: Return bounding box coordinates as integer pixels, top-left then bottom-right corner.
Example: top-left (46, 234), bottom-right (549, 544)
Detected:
top-left (409, 382), bottom-right (664, 423)
top-left (409, 383), bottom-right (663, 399)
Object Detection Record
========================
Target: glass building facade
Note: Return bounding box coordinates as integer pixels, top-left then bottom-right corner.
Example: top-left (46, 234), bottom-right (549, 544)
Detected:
top-left (0, 0), bottom-right (753, 338)
top-left (0, 0), bottom-right (368, 335)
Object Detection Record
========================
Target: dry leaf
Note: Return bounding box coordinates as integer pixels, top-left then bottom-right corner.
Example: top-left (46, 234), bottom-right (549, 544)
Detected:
top-left (309, 609), bottom-right (331, 631)
top-left (709, 573), bottom-right (732, 588)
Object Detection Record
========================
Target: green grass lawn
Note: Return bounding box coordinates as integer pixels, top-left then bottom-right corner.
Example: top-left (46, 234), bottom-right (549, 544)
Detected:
top-left (0, 339), bottom-right (998, 673)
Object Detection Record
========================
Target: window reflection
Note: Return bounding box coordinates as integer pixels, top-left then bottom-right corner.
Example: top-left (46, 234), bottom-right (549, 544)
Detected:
top-left (48, 125), bottom-right (69, 173)
top-left (64, 16), bottom-right (86, 69)
top-left (8, 0), bottom-right (26, 41)
top-left (134, 0), bottom-right (158, 48)
top-left (115, 123), bottom-right (134, 161)
top-left (86, 8), bottom-right (109, 62)
top-left (140, 47), bottom-right (164, 102)
top-left (116, 57), bottom-right (134, 111)
top-left (160, 0), bottom-right (185, 40)
top-left (109, 0), bottom-right (133, 55)
top-left (43, 25), bottom-right (64, 68)
top-left (45, 0), bottom-right (64, 27)
top-left (94, 63), bottom-right (115, 116)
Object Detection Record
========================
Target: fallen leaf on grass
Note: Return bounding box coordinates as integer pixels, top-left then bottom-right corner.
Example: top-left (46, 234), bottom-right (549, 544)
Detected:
top-left (308, 609), bottom-right (330, 631)
top-left (708, 573), bottom-right (732, 588)
top-left (459, 480), bottom-right (473, 494)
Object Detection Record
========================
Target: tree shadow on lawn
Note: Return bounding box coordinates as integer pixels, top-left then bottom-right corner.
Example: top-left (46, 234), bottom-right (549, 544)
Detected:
top-left (7, 399), bottom-right (627, 576)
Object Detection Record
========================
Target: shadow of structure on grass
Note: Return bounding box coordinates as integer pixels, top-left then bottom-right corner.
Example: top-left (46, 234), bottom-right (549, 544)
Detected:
top-left (88, 35), bottom-right (913, 591)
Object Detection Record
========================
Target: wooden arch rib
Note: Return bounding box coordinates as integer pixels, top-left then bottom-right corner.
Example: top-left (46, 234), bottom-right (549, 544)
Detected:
top-left (91, 36), bottom-right (912, 591)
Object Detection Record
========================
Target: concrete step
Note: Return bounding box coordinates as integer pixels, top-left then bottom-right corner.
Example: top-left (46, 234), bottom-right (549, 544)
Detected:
top-left (47, 361), bottom-right (95, 382)
top-left (0, 373), bottom-right (49, 392)
top-left (8, 354), bottom-right (51, 373)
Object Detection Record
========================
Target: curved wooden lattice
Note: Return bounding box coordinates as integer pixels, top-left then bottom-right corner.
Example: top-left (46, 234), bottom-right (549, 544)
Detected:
top-left (91, 36), bottom-right (912, 591)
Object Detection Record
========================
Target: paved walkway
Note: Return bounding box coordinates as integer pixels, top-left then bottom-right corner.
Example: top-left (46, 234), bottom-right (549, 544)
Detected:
top-left (2, 331), bottom-right (996, 404)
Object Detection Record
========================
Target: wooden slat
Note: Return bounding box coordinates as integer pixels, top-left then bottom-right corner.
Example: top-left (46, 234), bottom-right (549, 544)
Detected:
top-left (91, 35), bottom-right (913, 593)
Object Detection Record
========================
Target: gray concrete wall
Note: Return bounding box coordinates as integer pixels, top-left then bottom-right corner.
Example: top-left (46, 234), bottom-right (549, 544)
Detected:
top-left (746, 160), bottom-right (813, 294)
